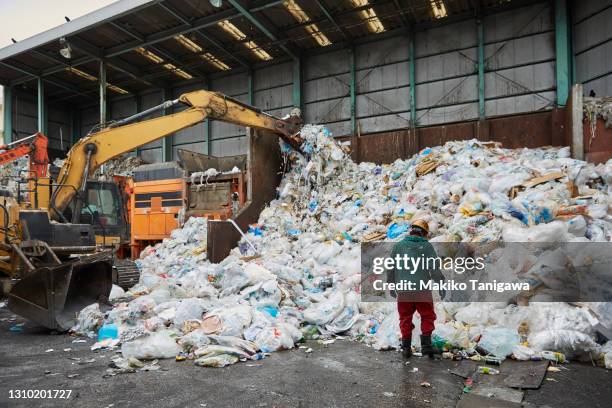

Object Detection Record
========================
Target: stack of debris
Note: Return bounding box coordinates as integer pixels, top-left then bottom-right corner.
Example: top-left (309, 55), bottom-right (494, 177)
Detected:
top-left (93, 154), bottom-right (147, 179)
top-left (75, 125), bottom-right (612, 369)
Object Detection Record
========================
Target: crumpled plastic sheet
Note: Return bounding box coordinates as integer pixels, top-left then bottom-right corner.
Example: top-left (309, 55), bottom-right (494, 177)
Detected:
top-left (73, 124), bottom-right (612, 367)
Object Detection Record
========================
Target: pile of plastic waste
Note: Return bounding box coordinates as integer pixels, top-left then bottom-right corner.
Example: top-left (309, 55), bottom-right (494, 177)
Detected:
top-left (93, 154), bottom-right (147, 179)
top-left (75, 124), bottom-right (612, 369)
top-left (584, 96), bottom-right (612, 129)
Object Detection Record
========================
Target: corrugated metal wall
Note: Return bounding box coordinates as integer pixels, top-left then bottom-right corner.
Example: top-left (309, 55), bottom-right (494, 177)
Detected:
top-left (573, 0), bottom-right (612, 96)
top-left (11, 90), bottom-right (71, 158)
top-left (484, 3), bottom-right (556, 116)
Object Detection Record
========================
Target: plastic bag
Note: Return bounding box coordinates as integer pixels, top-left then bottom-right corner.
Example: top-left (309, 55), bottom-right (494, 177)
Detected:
top-left (72, 303), bottom-right (104, 337)
top-left (477, 327), bottom-right (520, 358)
top-left (303, 291), bottom-right (344, 325)
top-left (122, 330), bottom-right (180, 359)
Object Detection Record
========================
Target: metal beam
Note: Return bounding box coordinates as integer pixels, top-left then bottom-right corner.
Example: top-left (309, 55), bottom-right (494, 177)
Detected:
top-left (37, 78), bottom-right (47, 134)
top-left (392, 0), bottom-right (411, 28)
top-left (162, 88), bottom-right (173, 161)
top-left (3, 86), bottom-right (12, 143)
top-left (99, 61), bottom-right (107, 127)
top-left (555, 0), bottom-right (571, 106)
top-left (477, 18), bottom-right (485, 120)
top-left (409, 32), bottom-right (416, 127)
top-left (226, 0), bottom-right (298, 60)
top-left (349, 47), bottom-right (356, 135)
top-left (293, 57), bottom-right (302, 112)
top-left (314, 0), bottom-right (351, 41)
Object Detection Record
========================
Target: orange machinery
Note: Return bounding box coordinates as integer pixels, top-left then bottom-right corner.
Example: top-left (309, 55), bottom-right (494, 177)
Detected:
top-left (0, 132), bottom-right (49, 179)
top-left (129, 150), bottom-right (247, 258)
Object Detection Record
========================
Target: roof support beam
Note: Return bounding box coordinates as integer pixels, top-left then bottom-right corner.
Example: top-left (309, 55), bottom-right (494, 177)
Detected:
top-left (226, 0), bottom-right (299, 60)
top-left (3, 86), bottom-right (13, 144)
top-left (314, 0), bottom-right (351, 41)
top-left (392, 0), bottom-right (411, 28)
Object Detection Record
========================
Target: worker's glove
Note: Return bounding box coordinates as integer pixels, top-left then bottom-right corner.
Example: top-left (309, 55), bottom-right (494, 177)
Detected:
top-left (438, 288), bottom-right (447, 300)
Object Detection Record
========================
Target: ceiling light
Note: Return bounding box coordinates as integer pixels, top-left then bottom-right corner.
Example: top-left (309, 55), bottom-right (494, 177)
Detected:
top-left (65, 67), bottom-right (129, 94)
top-left (201, 53), bottom-right (231, 71)
top-left (135, 47), bottom-right (193, 79)
top-left (218, 20), bottom-right (273, 61)
top-left (59, 37), bottom-right (72, 59)
top-left (175, 34), bottom-right (202, 53)
top-left (107, 84), bottom-right (129, 95)
top-left (210, 0), bottom-right (222, 7)
top-left (175, 35), bottom-right (231, 71)
top-left (430, 0), bottom-right (447, 19)
top-left (283, 0), bottom-right (331, 47)
top-left (350, 0), bottom-right (385, 33)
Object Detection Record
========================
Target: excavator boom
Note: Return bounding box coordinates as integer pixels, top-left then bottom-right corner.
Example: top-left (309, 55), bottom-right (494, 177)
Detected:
top-left (51, 90), bottom-right (302, 219)
top-left (0, 132), bottom-right (49, 178)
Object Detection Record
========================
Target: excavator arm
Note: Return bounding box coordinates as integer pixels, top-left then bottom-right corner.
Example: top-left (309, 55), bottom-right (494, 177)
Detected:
top-left (51, 90), bottom-right (303, 219)
top-left (0, 132), bottom-right (49, 178)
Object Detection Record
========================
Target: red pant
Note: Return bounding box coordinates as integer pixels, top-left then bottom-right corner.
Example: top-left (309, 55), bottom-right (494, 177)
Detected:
top-left (397, 292), bottom-right (436, 338)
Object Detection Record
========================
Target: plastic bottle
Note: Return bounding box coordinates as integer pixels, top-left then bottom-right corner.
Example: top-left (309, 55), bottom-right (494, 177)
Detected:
top-left (541, 351), bottom-right (566, 363)
top-left (477, 366), bottom-right (500, 375)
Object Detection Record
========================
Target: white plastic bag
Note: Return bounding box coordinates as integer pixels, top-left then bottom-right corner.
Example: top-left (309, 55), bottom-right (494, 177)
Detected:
top-left (121, 330), bottom-right (180, 359)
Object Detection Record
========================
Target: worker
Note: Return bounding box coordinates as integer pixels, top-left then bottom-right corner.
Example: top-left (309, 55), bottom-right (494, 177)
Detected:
top-left (389, 219), bottom-right (444, 359)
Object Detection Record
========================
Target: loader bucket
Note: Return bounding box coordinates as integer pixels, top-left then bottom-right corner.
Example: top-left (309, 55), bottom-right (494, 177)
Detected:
top-left (7, 253), bottom-right (113, 331)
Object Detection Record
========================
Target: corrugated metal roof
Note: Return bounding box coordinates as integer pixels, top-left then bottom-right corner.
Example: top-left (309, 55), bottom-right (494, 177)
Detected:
top-left (0, 0), bottom-right (532, 104)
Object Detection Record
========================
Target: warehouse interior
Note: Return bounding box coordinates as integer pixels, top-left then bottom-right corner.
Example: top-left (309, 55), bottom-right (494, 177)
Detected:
top-left (1, 0), bottom-right (610, 163)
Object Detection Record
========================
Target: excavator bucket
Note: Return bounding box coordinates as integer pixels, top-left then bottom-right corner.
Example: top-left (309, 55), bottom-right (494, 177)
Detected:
top-left (7, 252), bottom-right (113, 331)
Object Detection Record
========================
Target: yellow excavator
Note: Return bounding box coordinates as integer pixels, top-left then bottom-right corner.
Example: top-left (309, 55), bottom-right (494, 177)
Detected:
top-left (2, 90), bottom-right (303, 330)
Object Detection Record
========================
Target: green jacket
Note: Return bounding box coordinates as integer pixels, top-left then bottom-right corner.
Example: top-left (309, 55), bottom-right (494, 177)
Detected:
top-left (389, 235), bottom-right (444, 290)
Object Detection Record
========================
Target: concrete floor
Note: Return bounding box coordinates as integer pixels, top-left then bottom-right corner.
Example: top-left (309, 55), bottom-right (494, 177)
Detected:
top-left (1, 306), bottom-right (610, 408)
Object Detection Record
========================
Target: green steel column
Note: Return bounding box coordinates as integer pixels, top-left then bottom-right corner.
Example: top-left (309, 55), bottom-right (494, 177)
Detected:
top-left (204, 80), bottom-right (211, 155)
top-left (349, 47), bottom-right (356, 135)
top-left (99, 61), bottom-right (107, 127)
top-left (3, 86), bottom-right (12, 144)
top-left (134, 94), bottom-right (142, 157)
top-left (37, 78), bottom-right (47, 134)
top-left (292, 57), bottom-right (302, 113)
top-left (70, 108), bottom-right (80, 147)
top-left (555, 0), bottom-right (570, 106)
top-left (247, 70), bottom-right (254, 105)
top-left (477, 18), bottom-right (485, 120)
top-left (162, 88), bottom-right (173, 161)
top-left (409, 33), bottom-right (416, 128)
